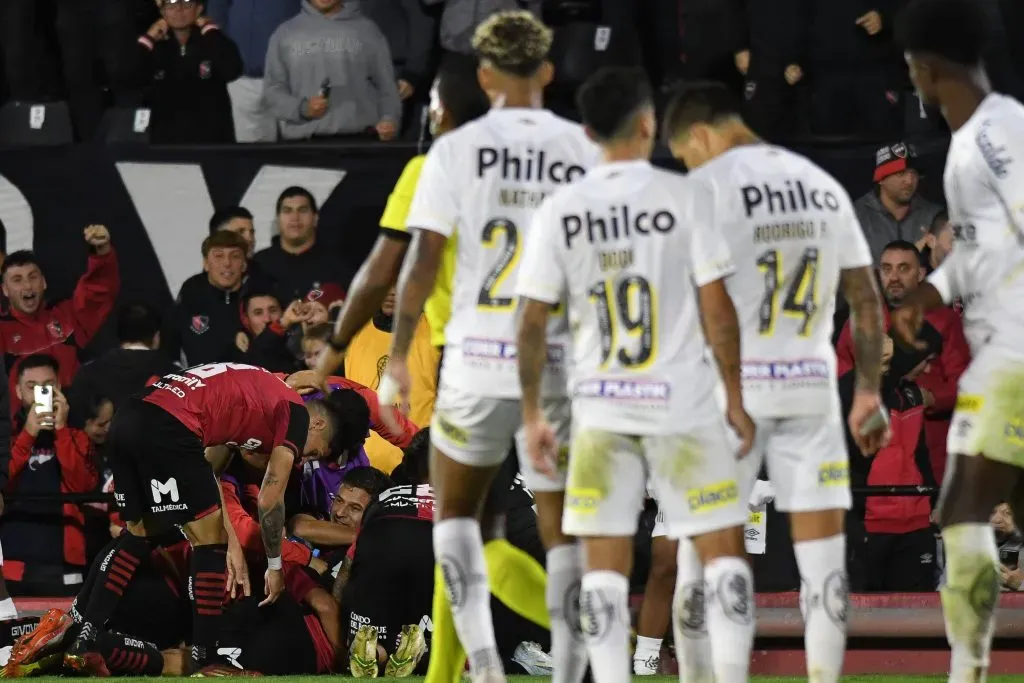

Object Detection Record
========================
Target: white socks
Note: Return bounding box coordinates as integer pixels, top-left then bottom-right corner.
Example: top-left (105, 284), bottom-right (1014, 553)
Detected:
top-left (672, 538), bottom-right (712, 683)
top-left (433, 518), bottom-right (504, 678)
top-left (704, 556), bottom-right (755, 683)
top-left (632, 635), bottom-right (662, 674)
top-left (794, 534), bottom-right (848, 683)
top-left (579, 570), bottom-right (631, 683)
top-left (942, 523), bottom-right (1000, 683)
top-left (0, 598), bottom-right (16, 621)
top-left (546, 544), bottom-right (588, 683)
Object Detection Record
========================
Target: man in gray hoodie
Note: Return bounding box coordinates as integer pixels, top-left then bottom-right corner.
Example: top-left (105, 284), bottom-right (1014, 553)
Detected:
top-left (262, 0), bottom-right (402, 140)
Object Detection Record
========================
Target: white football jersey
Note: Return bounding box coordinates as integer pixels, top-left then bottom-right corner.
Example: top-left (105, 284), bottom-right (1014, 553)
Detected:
top-left (685, 144), bottom-right (872, 418)
top-left (406, 108), bottom-right (600, 398)
top-left (516, 160), bottom-right (734, 434)
top-left (929, 93), bottom-right (1024, 357)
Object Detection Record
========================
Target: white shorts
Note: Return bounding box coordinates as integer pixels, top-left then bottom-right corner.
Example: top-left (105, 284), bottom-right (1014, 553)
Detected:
top-left (563, 419), bottom-right (747, 539)
top-left (946, 348), bottom-right (1024, 468)
top-left (430, 384), bottom-right (571, 492)
top-left (751, 412), bottom-right (851, 513)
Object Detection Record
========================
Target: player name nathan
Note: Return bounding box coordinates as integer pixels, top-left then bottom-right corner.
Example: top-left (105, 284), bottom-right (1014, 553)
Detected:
top-left (462, 338), bottom-right (564, 363)
top-left (574, 379), bottom-right (670, 401)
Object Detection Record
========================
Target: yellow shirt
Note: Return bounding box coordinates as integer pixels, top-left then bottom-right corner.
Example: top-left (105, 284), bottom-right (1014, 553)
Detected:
top-left (344, 317), bottom-right (438, 472)
top-left (379, 154), bottom-right (457, 347)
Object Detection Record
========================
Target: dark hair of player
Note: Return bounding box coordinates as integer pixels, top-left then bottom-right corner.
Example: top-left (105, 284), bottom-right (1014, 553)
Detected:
top-left (391, 428), bottom-right (430, 486)
top-left (1, 250), bottom-right (40, 278)
top-left (275, 186), bottom-right (318, 215)
top-left (116, 302), bottom-right (162, 344)
top-left (471, 10), bottom-right (553, 78)
top-left (881, 239), bottom-right (926, 267)
top-left (437, 53), bottom-right (490, 127)
top-left (662, 80), bottom-right (743, 143)
top-left (241, 289), bottom-right (280, 316)
top-left (208, 206), bottom-right (253, 236)
top-left (18, 353), bottom-right (59, 379)
top-left (201, 230), bottom-right (248, 258)
top-left (577, 67), bottom-right (653, 142)
top-left (67, 387), bottom-right (111, 429)
top-left (928, 210), bottom-right (950, 235)
top-left (340, 466), bottom-right (392, 498)
top-left (312, 388), bottom-right (371, 457)
top-left (895, 0), bottom-right (986, 67)
top-left (304, 323), bottom-right (333, 343)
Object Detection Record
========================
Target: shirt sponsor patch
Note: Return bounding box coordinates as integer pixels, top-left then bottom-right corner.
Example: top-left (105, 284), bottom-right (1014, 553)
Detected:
top-left (956, 394), bottom-right (984, 413)
top-left (686, 480), bottom-right (739, 513)
top-left (462, 338), bottom-right (564, 363)
top-left (742, 359), bottom-right (830, 382)
top-left (565, 488), bottom-right (601, 514)
top-left (817, 462), bottom-right (849, 486)
top-left (574, 379), bottom-right (670, 402)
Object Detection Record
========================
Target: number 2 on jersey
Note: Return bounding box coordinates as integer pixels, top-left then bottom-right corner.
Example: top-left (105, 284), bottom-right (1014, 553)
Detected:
top-left (477, 219), bottom-right (520, 310)
top-left (757, 247), bottom-right (820, 336)
top-left (588, 276), bottom-right (656, 369)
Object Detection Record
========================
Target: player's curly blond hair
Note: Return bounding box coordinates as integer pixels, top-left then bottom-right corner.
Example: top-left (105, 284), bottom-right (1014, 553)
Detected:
top-left (471, 10), bottom-right (553, 78)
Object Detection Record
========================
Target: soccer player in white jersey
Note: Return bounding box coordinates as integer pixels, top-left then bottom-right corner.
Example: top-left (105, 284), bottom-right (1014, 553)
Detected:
top-left (662, 82), bottom-right (889, 683)
top-left (517, 66), bottom-right (758, 683)
top-left (890, 1), bottom-right (1024, 679)
top-left (378, 11), bottom-right (600, 683)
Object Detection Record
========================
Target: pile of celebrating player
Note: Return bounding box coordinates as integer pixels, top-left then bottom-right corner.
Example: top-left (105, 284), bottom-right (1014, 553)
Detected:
top-left (4, 0), bottom-right (1022, 680)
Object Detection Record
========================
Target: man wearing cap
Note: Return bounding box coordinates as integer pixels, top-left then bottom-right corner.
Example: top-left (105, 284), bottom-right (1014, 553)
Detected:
top-left (854, 142), bottom-right (945, 264)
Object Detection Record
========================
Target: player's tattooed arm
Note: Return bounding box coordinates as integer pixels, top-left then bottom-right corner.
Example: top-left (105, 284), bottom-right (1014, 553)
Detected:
top-left (390, 229), bottom-right (446, 357)
top-left (257, 446), bottom-right (295, 561)
top-left (841, 266), bottom-right (885, 393)
top-left (331, 555), bottom-right (353, 604)
top-left (697, 280), bottom-right (744, 405)
top-left (517, 298), bottom-right (551, 420)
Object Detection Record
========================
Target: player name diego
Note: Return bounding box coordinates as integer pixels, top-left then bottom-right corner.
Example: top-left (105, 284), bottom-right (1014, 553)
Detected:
top-left (563, 206), bottom-right (676, 247)
top-left (742, 180), bottom-right (842, 217)
top-left (477, 146), bottom-right (585, 184)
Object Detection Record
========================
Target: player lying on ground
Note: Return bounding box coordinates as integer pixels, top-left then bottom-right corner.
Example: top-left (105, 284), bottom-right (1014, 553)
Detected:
top-left (891, 0), bottom-right (1024, 680)
top-left (661, 81), bottom-right (888, 683)
top-left (517, 66), bottom-right (758, 683)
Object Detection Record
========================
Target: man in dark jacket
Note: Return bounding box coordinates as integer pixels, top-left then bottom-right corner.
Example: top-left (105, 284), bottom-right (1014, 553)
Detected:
top-left (72, 303), bottom-right (177, 409)
top-left (163, 231), bottom-right (248, 366)
top-left (137, 0), bottom-right (243, 143)
top-left (240, 289), bottom-right (304, 373)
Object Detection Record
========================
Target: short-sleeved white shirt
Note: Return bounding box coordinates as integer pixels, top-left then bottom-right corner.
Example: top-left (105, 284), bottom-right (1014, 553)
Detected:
top-left (516, 159), bottom-right (734, 434)
top-left (406, 108), bottom-right (600, 398)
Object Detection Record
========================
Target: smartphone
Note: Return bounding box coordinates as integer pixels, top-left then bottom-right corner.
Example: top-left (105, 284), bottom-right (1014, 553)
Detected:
top-left (319, 78), bottom-right (331, 99)
top-left (34, 385), bottom-right (53, 414)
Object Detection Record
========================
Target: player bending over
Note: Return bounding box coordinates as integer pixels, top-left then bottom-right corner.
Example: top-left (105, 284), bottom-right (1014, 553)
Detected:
top-left (378, 11), bottom-right (600, 683)
top-left (662, 81), bottom-right (888, 683)
top-left (891, 1), bottom-right (1024, 680)
top-left (19, 363), bottom-right (348, 674)
top-left (517, 66), bottom-right (757, 683)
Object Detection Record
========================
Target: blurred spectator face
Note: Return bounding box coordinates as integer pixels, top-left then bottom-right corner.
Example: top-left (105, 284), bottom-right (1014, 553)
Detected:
top-left (381, 287), bottom-right (396, 317)
top-left (303, 301), bottom-right (329, 331)
top-left (277, 195), bottom-right (317, 246)
top-left (204, 245), bottom-right (246, 290)
top-left (992, 503), bottom-right (1015, 536)
top-left (85, 399), bottom-right (115, 445)
top-left (161, 0), bottom-right (201, 30)
top-left (879, 247), bottom-right (923, 307)
top-left (879, 169), bottom-right (919, 206)
top-left (303, 336), bottom-right (328, 369)
top-left (310, 0), bottom-right (343, 14)
top-left (3, 262), bottom-right (46, 315)
top-left (219, 218), bottom-right (255, 259)
top-left (330, 483), bottom-right (370, 529)
top-left (16, 365), bottom-right (58, 409)
top-left (246, 295), bottom-right (282, 336)
top-left (927, 219), bottom-right (954, 267)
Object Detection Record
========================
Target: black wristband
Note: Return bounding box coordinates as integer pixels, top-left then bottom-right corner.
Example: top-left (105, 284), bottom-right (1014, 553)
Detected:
top-left (329, 337), bottom-right (349, 353)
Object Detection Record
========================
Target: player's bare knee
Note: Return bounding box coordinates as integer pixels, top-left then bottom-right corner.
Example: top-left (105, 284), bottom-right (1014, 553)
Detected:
top-left (940, 453), bottom-right (1014, 528)
top-left (534, 491), bottom-right (573, 549)
top-left (430, 446), bottom-right (498, 520)
top-left (649, 538), bottom-right (678, 583)
top-left (691, 526), bottom-right (746, 563)
top-left (584, 537), bottom-right (632, 575)
top-left (480, 510), bottom-right (505, 542)
top-left (788, 509), bottom-right (845, 544)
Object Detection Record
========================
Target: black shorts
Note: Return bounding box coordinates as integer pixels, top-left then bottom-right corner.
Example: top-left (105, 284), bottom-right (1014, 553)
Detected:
top-left (107, 399), bottom-right (220, 528)
top-left (109, 565), bottom-right (191, 648)
top-left (219, 595), bottom-right (321, 675)
top-left (342, 518), bottom-right (433, 658)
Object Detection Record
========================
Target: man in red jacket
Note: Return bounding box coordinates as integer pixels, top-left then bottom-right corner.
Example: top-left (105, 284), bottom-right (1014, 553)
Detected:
top-left (0, 226), bottom-right (120, 419)
top-left (837, 240), bottom-right (970, 482)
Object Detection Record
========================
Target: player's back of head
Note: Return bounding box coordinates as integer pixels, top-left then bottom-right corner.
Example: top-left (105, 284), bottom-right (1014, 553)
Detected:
top-left (436, 52), bottom-right (490, 127)
top-left (312, 388), bottom-right (371, 457)
top-left (576, 66), bottom-right (654, 142)
top-left (472, 10), bottom-right (553, 78)
top-left (896, 0), bottom-right (986, 67)
top-left (662, 81), bottom-right (744, 142)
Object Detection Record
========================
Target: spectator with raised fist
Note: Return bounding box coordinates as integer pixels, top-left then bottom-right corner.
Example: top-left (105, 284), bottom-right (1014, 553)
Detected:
top-left (137, 0), bottom-right (243, 143)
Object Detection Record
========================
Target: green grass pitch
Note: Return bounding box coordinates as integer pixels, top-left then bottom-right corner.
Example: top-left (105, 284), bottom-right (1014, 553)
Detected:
top-left (17, 677), bottom-right (1024, 682)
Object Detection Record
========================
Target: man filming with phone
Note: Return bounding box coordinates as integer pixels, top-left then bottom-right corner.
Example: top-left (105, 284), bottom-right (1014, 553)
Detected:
top-left (1, 354), bottom-right (97, 597)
